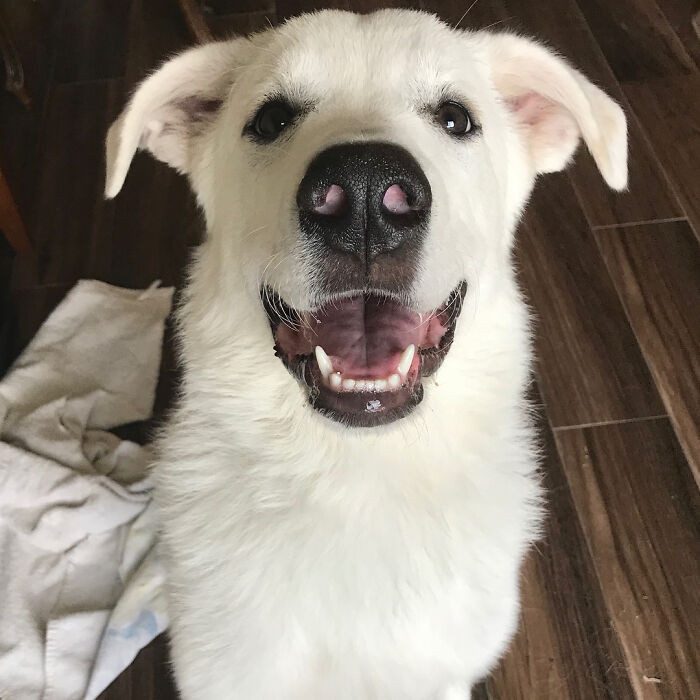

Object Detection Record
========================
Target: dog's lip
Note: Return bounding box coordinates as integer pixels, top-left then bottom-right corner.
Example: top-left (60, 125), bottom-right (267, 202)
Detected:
top-left (263, 283), bottom-right (466, 427)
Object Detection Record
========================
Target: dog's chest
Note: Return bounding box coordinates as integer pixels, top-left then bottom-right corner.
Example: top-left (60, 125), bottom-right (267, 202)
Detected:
top-left (167, 458), bottom-right (522, 680)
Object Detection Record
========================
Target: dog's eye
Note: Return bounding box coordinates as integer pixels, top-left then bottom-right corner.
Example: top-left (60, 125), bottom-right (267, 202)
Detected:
top-left (435, 101), bottom-right (472, 136)
top-left (253, 101), bottom-right (295, 141)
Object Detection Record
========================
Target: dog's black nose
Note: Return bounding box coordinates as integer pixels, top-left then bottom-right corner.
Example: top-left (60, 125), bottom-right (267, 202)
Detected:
top-left (296, 143), bottom-right (431, 264)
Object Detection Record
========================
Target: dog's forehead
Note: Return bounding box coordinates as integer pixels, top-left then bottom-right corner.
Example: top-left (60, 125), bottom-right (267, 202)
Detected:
top-left (252, 11), bottom-right (480, 104)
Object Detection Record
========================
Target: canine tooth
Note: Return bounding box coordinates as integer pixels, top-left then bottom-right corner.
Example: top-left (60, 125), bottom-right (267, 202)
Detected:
top-left (388, 373), bottom-right (401, 389)
top-left (374, 378), bottom-right (387, 392)
top-left (330, 373), bottom-right (342, 390)
top-left (397, 344), bottom-right (415, 376)
top-left (343, 378), bottom-right (356, 390)
top-left (315, 345), bottom-right (333, 378)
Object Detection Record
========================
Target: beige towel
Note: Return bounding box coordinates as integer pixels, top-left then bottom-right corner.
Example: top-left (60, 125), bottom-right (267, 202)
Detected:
top-left (0, 280), bottom-right (172, 700)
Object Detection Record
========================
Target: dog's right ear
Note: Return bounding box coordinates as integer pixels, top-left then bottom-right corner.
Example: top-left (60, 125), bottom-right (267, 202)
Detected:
top-left (105, 39), bottom-right (248, 198)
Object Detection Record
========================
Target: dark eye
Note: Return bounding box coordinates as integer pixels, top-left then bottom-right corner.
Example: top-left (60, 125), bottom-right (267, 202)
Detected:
top-left (435, 101), bottom-right (472, 136)
top-left (252, 101), bottom-right (295, 141)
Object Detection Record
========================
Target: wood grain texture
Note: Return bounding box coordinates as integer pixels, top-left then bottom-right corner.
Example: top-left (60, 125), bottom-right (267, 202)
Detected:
top-left (484, 393), bottom-right (635, 700)
top-left (277, 0), bottom-right (350, 21)
top-left (98, 634), bottom-right (179, 700)
top-left (207, 10), bottom-right (276, 39)
top-left (5, 283), bottom-right (72, 366)
top-left (110, 151), bottom-right (203, 290)
top-left (123, 0), bottom-right (192, 91)
top-left (0, 0), bottom-right (61, 224)
top-left (573, 0), bottom-right (696, 82)
top-left (595, 221), bottom-right (700, 485)
top-left (10, 80), bottom-right (124, 288)
top-left (205, 0), bottom-right (275, 13)
top-left (516, 173), bottom-right (664, 427)
top-left (555, 419), bottom-right (700, 698)
top-left (659, 0), bottom-right (700, 67)
top-left (622, 74), bottom-right (700, 240)
top-left (53, 0), bottom-right (131, 83)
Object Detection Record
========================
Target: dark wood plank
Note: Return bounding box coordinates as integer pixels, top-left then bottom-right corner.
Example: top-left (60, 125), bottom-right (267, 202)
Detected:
top-left (574, 0), bottom-right (696, 82)
top-left (205, 0), bottom-right (275, 13)
top-left (98, 634), bottom-right (179, 700)
top-left (0, 0), bottom-right (59, 106)
top-left (484, 390), bottom-right (635, 699)
top-left (516, 173), bottom-right (665, 427)
top-left (4, 284), bottom-right (71, 366)
top-left (0, 0), bottom-right (61, 225)
top-left (659, 0), bottom-right (700, 67)
top-left (471, 680), bottom-right (491, 700)
top-left (349, 0), bottom-right (422, 11)
top-left (595, 220), bottom-right (700, 485)
top-left (207, 10), bottom-right (276, 39)
top-left (276, 0), bottom-right (350, 22)
top-left (10, 80), bottom-right (124, 289)
top-left (555, 419), bottom-right (700, 698)
top-left (447, 0), bottom-right (684, 229)
top-left (123, 0), bottom-right (192, 91)
top-left (109, 151), bottom-right (203, 291)
top-left (623, 74), bottom-right (700, 239)
top-left (53, 0), bottom-right (131, 83)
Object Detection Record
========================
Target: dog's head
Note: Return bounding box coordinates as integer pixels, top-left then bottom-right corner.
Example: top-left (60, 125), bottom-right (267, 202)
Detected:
top-left (106, 10), bottom-right (626, 428)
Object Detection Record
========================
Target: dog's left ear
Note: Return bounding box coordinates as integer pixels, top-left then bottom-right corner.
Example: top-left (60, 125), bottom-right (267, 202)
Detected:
top-left (482, 33), bottom-right (628, 190)
top-left (105, 39), bottom-right (248, 198)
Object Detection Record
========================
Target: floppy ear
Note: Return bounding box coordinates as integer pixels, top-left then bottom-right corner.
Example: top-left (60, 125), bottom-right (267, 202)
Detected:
top-left (482, 33), bottom-right (628, 190)
top-left (105, 39), bottom-right (248, 198)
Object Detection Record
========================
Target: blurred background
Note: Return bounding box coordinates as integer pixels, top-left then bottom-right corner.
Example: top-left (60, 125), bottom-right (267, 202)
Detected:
top-left (0, 1), bottom-right (698, 698)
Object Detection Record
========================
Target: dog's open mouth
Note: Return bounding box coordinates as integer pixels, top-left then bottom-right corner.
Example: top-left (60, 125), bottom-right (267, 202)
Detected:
top-left (263, 282), bottom-right (466, 426)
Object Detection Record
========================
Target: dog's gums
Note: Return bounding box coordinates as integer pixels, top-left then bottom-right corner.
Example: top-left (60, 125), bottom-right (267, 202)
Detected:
top-left (263, 282), bottom-right (467, 426)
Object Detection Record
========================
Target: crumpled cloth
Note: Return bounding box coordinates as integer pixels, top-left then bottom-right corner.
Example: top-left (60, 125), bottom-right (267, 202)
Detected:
top-left (0, 279), bottom-right (172, 700)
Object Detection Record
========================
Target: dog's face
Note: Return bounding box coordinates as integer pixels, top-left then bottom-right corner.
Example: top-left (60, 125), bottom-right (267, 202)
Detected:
top-left (106, 10), bottom-right (627, 427)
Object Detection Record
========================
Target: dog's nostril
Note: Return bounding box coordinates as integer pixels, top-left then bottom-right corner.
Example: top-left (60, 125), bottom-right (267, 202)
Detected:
top-left (382, 184), bottom-right (411, 215)
top-left (314, 184), bottom-right (348, 216)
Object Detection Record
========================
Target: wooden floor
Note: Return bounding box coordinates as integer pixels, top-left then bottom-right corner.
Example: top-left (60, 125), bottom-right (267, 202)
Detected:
top-left (0, 1), bottom-right (698, 698)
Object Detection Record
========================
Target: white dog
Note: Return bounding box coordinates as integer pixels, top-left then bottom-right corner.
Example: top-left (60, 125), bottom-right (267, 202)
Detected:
top-left (105, 9), bottom-right (626, 699)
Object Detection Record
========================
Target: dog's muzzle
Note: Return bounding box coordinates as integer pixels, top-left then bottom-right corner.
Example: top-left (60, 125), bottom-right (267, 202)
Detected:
top-left (296, 142), bottom-right (431, 295)
top-left (263, 142), bottom-right (465, 427)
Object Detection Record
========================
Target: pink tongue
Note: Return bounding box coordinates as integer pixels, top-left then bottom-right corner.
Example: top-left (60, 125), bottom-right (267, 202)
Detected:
top-left (306, 296), bottom-right (426, 376)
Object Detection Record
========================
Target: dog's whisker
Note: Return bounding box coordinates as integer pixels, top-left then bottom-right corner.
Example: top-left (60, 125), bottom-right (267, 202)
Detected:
top-left (241, 224), bottom-right (269, 243)
top-left (455, 0), bottom-right (481, 28)
top-left (478, 17), bottom-right (513, 32)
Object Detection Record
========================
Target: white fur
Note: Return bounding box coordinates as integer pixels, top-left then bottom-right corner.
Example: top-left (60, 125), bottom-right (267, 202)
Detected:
top-left (105, 10), bottom-right (627, 699)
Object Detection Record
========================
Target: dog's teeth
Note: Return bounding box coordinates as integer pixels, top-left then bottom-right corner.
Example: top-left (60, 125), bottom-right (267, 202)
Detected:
top-left (397, 344), bottom-right (415, 376)
top-left (330, 373), bottom-right (342, 389)
top-left (327, 374), bottom-right (401, 393)
top-left (315, 345), bottom-right (333, 378)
